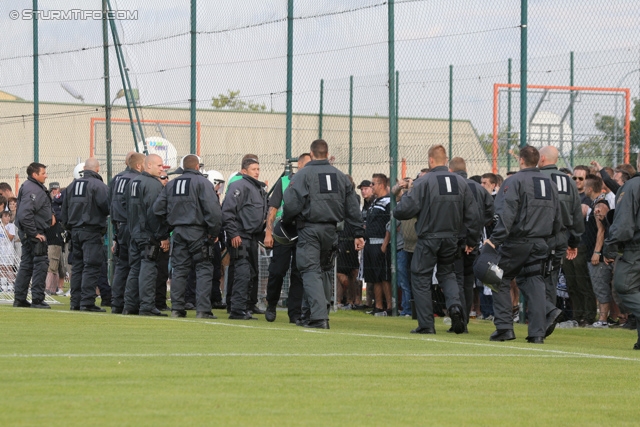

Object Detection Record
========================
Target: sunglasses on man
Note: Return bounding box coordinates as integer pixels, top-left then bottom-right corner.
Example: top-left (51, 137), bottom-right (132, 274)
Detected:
top-left (572, 176), bottom-right (584, 181)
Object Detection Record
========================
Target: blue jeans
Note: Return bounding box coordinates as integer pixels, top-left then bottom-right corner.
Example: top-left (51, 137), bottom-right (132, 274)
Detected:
top-left (397, 250), bottom-right (412, 315)
top-left (478, 283), bottom-right (494, 318)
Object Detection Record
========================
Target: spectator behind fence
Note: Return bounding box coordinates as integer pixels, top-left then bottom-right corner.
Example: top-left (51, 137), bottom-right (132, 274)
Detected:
top-left (563, 165), bottom-right (597, 326)
top-left (363, 173), bottom-right (392, 316)
top-left (0, 210), bottom-right (17, 291)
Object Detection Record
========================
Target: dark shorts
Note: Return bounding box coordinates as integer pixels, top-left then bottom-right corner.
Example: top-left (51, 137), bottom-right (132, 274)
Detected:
top-left (363, 243), bottom-right (390, 283)
top-left (337, 240), bottom-right (359, 274)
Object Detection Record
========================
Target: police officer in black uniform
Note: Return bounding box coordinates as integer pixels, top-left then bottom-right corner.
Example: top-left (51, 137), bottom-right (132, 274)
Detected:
top-left (484, 145), bottom-right (562, 343)
top-left (124, 154), bottom-right (169, 316)
top-left (449, 157), bottom-right (494, 328)
top-left (263, 153), bottom-right (310, 323)
top-left (394, 145), bottom-right (480, 335)
top-left (604, 162), bottom-right (640, 350)
top-left (153, 154), bottom-right (222, 319)
top-left (536, 146), bottom-right (584, 333)
top-left (60, 158), bottom-right (110, 312)
top-left (283, 139), bottom-right (365, 329)
top-left (109, 152), bottom-right (144, 314)
top-left (222, 156), bottom-right (268, 320)
top-left (13, 162), bottom-right (52, 309)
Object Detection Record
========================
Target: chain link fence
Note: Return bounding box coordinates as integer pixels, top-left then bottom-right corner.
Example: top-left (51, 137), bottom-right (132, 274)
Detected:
top-left (1, 0), bottom-right (638, 188)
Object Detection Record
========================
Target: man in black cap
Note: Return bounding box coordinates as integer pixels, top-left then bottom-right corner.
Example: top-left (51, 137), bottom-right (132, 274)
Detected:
top-left (45, 182), bottom-right (66, 296)
top-left (357, 179), bottom-right (374, 307)
top-left (357, 180), bottom-right (374, 223)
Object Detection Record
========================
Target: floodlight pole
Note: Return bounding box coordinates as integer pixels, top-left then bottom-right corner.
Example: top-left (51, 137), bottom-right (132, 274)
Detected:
top-left (107, 0), bottom-right (147, 154)
top-left (102, 0), bottom-right (115, 292)
top-left (519, 0), bottom-right (528, 148)
top-left (103, 0), bottom-right (112, 184)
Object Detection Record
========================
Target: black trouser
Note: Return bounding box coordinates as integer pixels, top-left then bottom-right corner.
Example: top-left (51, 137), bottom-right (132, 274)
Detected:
top-left (185, 266), bottom-right (197, 306)
top-left (563, 243), bottom-right (597, 322)
top-left (14, 231), bottom-right (48, 303)
top-left (155, 248), bottom-right (169, 309)
top-left (412, 237), bottom-right (461, 330)
top-left (186, 258), bottom-right (221, 305)
top-left (493, 239), bottom-right (548, 338)
top-left (211, 244), bottom-right (223, 304)
top-left (111, 222), bottom-right (130, 310)
top-left (266, 240), bottom-right (303, 321)
top-left (229, 238), bottom-right (259, 315)
top-left (124, 239), bottom-right (142, 311)
top-left (454, 245), bottom-right (477, 324)
top-left (70, 228), bottom-right (106, 308)
top-left (170, 227), bottom-right (213, 312)
top-left (613, 249), bottom-right (640, 343)
top-left (296, 224), bottom-right (337, 321)
top-left (98, 247), bottom-right (111, 304)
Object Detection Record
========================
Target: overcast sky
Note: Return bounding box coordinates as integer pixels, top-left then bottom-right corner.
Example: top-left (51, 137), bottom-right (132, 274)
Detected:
top-left (1, 0), bottom-right (639, 137)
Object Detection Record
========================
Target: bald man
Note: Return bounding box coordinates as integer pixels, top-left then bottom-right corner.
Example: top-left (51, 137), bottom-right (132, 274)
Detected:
top-left (61, 158), bottom-right (110, 311)
top-left (109, 152), bottom-right (145, 313)
top-left (123, 154), bottom-right (169, 316)
top-left (536, 146), bottom-right (584, 336)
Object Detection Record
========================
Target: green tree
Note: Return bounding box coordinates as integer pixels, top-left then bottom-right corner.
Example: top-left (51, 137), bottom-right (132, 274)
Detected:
top-left (211, 90), bottom-right (266, 112)
top-left (585, 98), bottom-right (640, 166)
top-left (479, 128), bottom-right (520, 158)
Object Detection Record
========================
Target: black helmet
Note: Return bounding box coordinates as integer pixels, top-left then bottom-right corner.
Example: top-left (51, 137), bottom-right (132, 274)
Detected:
top-left (272, 219), bottom-right (298, 245)
top-left (473, 244), bottom-right (503, 292)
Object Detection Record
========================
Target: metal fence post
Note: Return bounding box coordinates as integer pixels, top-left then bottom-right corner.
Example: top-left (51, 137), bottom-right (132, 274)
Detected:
top-left (449, 65), bottom-right (453, 158)
top-left (190, 0), bottom-right (197, 154)
top-left (33, 0), bottom-right (39, 162)
top-left (319, 79), bottom-right (324, 139)
top-left (507, 58), bottom-right (512, 172)
top-left (349, 75), bottom-right (353, 176)
top-left (570, 51), bottom-right (575, 167)
top-left (388, 0), bottom-right (398, 316)
top-left (285, 0), bottom-right (294, 159)
top-left (520, 0), bottom-right (528, 148)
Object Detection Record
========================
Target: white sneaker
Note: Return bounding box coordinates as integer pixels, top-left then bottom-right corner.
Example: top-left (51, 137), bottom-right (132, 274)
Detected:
top-left (56, 289), bottom-right (65, 296)
top-left (592, 320), bottom-right (608, 328)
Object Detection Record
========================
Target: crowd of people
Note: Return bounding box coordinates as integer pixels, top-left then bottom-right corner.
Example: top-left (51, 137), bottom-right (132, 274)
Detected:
top-left (5, 140), bottom-right (640, 348)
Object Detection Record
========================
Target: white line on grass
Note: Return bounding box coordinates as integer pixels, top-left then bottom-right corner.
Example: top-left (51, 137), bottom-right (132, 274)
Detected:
top-left (10, 308), bottom-right (640, 363)
top-left (0, 352), bottom-right (633, 359)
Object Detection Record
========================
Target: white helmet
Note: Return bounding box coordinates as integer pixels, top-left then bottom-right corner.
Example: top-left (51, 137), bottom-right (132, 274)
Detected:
top-left (206, 170), bottom-right (225, 186)
top-left (73, 162), bottom-right (85, 180)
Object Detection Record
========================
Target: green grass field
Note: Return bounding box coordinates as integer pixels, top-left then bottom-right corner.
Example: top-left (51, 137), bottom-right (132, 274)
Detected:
top-left (1, 300), bottom-right (639, 426)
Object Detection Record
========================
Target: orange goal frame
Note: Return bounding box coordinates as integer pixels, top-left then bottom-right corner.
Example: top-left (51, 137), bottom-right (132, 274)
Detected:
top-left (89, 117), bottom-right (201, 158)
top-left (492, 84), bottom-right (631, 173)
